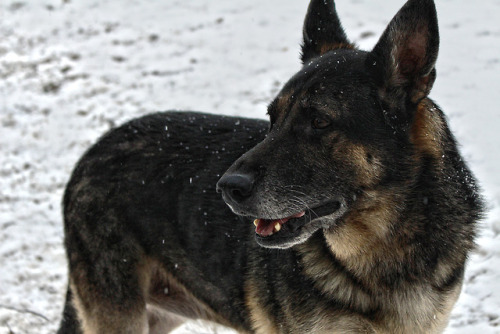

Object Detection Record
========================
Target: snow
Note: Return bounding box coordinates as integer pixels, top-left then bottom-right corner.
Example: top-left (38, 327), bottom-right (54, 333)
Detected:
top-left (1, 0), bottom-right (499, 333)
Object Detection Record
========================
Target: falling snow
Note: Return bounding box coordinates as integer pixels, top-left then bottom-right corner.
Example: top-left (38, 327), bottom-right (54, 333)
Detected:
top-left (0, 1), bottom-right (499, 334)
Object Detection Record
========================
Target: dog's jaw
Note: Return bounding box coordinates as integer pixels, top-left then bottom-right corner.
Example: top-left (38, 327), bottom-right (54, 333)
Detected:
top-left (253, 199), bottom-right (348, 249)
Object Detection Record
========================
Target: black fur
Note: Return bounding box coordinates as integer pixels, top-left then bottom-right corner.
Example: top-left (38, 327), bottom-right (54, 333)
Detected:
top-left (59, 113), bottom-right (267, 332)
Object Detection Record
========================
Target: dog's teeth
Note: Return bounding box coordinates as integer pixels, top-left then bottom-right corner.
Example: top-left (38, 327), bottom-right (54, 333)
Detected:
top-left (254, 219), bottom-right (259, 227)
top-left (274, 222), bottom-right (281, 232)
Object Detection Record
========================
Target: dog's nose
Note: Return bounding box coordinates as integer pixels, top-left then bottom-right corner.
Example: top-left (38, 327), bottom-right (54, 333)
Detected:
top-left (216, 173), bottom-right (254, 204)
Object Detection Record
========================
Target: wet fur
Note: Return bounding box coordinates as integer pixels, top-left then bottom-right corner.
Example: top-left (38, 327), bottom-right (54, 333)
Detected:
top-left (58, 0), bottom-right (482, 333)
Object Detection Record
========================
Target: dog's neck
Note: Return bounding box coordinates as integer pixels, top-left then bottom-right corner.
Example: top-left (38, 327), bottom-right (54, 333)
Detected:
top-left (297, 207), bottom-right (461, 333)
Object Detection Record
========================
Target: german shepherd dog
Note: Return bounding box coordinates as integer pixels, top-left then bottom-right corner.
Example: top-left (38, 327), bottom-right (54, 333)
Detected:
top-left (57, 0), bottom-right (483, 333)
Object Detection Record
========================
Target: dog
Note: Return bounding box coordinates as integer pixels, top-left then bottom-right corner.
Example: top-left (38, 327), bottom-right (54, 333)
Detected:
top-left (57, 0), bottom-right (483, 333)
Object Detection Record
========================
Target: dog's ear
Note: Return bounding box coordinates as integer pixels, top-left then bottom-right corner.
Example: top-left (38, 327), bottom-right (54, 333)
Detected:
top-left (301, 0), bottom-right (354, 64)
top-left (369, 0), bottom-right (439, 105)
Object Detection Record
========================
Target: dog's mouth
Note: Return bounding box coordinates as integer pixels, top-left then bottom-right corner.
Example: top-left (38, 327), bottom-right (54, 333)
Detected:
top-left (254, 211), bottom-right (306, 237)
top-left (252, 201), bottom-right (343, 248)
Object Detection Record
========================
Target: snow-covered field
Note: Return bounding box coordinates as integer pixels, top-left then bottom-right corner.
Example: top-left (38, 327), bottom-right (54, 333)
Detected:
top-left (0, 0), bottom-right (499, 333)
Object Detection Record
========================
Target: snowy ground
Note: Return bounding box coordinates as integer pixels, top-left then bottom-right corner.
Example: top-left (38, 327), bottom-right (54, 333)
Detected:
top-left (0, 0), bottom-right (499, 333)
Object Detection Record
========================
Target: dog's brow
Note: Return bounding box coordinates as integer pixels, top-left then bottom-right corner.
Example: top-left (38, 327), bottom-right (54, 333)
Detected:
top-left (304, 98), bottom-right (326, 111)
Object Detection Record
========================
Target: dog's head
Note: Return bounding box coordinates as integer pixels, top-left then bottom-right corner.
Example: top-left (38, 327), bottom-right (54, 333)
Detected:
top-left (217, 0), bottom-right (439, 249)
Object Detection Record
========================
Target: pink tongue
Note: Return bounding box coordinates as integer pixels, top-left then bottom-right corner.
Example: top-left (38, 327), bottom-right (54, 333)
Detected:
top-left (255, 212), bottom-right (305, 237)
top-left (255, 219), bottom-right (282, 237)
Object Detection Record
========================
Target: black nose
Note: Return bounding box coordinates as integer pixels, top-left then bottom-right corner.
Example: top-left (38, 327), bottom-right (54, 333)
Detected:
top-left (216, 173), bottom-right (254, 204)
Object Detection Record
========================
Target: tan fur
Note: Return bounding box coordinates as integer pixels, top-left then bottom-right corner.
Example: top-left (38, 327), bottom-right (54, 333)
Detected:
top-left (144, 258), bottom-right (230, 326)
top-left (410, 99), bottom-right (445, 159)
top-left (296, 239), bottom-right (375, 314)
top-left (245, 279), bottom-right (280, 334)
top-left (276, 92), bottom-right (292, 111)
top-left (320, 42), bottom-right (356, 55)
top-left (371, 283), bottom-right (461, 334)
top-left (432, 284), bottom-right (462, 333)
top-left (301, 310), bottom-right (376, 334)
top-left (70, 256), bottom-right (235, 334)
top-left (70, 280), bottom-right (148, 334)
top-left (321, 181), bottom-right (463, 334)
top-left (345, 142), bottom-right (383, 188)
top-left (247, 271), bottom-right (376, 334)
top-left (324, 189), bottom-right (402, 271)
top-left (326, 131), bottom-right (384, 189)
top-left (308, 229), bottom-right (463, 334)
top-left (146, 258), bottom-right (243, 332)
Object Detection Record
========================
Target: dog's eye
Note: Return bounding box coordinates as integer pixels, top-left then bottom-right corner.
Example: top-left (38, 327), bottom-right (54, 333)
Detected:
top-left (311, 117), bottom-right (331, 130)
